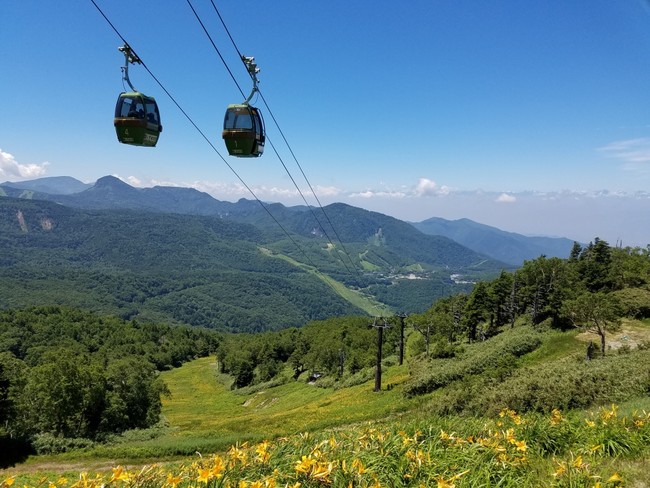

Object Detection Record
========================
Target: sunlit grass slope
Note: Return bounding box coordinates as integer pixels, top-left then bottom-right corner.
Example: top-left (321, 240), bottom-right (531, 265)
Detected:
top-left (65, 357), bottom-right (412, 460)
top-left (160, 357), bottom-right (412, 444)
top-left (18, 321), bottom-right (647, 464)
top-left (260, 247), bottom-right (392, 316)
top-left (3, 323), bottom-right (650, 486)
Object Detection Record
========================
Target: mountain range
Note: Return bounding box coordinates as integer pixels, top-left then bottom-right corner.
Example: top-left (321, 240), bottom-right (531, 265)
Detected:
top-left (412, 217), bottom-right (575, 266)
top-left (0, 176), bottom-right (574, 330)
top-left (1, 176), bottom-right (575, 264)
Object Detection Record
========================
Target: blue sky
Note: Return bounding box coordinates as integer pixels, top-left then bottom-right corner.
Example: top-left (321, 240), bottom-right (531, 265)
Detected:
top-left (2, 1), bottom-right (650, 246)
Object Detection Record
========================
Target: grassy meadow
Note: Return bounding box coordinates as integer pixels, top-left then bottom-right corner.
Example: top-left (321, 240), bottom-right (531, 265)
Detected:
top-left (2, 322), bottom-right (649, 487)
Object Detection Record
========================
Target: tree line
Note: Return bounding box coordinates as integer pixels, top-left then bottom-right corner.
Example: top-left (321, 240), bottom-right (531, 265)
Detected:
top-left (1, 238), bottom-right (647, 457)
top-left (214, 239), bottom-right (650, 390)
top-left (0, 306), bottom-right (220, 455)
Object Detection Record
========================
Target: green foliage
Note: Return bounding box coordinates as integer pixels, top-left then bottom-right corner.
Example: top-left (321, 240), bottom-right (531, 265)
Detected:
top-left (31, 433), bottom-right (96, 455)
top-left (215, 316), bottom-right (398, 390)
top-left (0, 307), bottom-right (217, 449)
top-left (367, 278), bottom-right (472, 313)
top-left (17, 349), bottom-right (106, 438)
top-left (576, 237), bottom-right (614, 291)
top-left (562, 292), bottom-right (622, 355)
top-left (611, 287), bottom-right (650, 318)
top-left (468, 349), bottom-right (650, 416)
top-left (516, 256), bottom-right (577, 327)
top-left (404, 326), bottom-right (543, 396)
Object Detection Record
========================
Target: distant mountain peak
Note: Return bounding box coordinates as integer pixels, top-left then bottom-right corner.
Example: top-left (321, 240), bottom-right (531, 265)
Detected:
top-left (0, 176), bottom-right (91, 195)
top-left (412, 216), bottom-right (574, 266)
top-left (94, 175), bottom-right (134, 189)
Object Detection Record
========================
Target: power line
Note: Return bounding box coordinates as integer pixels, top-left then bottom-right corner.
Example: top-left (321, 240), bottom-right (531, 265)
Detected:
top-left (89, 0), bottom-right (319, 270)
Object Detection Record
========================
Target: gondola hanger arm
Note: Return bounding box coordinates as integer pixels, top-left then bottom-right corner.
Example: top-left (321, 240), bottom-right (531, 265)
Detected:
top-left (242, 55), bottom-right (260, 104)
top-left (118, 43), bottom-right (141, 92)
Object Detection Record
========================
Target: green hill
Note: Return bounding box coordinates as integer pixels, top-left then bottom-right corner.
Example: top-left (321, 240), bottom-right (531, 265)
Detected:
top-left (0, 199), bottom-right (363, 331)
top-left (0, 196), bottom-right (507, 327)
top-left (3, 318), bottom-right (648, 486)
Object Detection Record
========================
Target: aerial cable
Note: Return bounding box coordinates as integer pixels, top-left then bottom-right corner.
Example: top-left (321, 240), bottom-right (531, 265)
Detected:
top-left (89, 0), bottom-right (320, 270)
top-left (257, 90), bottom-right (362, 277)
top-left (204, 0), bottom-right (363, 278)
top-left (184, 0), bottom-right (246, 101)
top-left (184, 0), bottom-right (351, 271)
top-left (189, 0), bottom-right (358, 275)
top-left (265, 136), bottom-right (356, 276)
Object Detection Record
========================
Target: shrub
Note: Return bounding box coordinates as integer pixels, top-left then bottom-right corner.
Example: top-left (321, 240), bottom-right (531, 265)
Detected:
top-left (611, 288), bottom-right (650, 318)
top-left (31, 433), bottom-right (96, 454)
top-left (404, 326), bottom-right (543, 397)
top-left (474, 349), bottom-right (650, 415)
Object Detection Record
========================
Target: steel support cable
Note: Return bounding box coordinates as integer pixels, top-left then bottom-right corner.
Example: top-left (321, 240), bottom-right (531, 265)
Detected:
top-left (185, 0), bottom-right (316, 220)
top-left (187, 0), bottom-right (317, 223)
top-left (191, 0), bottom-right (358, 277)
top-left (185, 0), bottom-right (246, 101)
top-left (183, 0), bottom-right (351, 274)
top-left (207, 0), bottom-right (363, 279)
top-left (89, 0), bottom-right (319, 270)
top-left (265, 136), bottom-right (356, 276)
top-left (258, 90), bottom-right (362, 278)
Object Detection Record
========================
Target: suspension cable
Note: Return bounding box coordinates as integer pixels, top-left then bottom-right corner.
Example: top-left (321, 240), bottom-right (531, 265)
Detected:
top-left (89, 0), bottom-right (319, 270)
top-left (204, 0), bottom-right (363, 278)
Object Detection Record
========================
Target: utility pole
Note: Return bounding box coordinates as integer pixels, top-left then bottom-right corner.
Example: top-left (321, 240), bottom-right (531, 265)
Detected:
top-left (370, 317), bottom-right (390, 392)
top-left (396, 312), bottom-right (408, 366)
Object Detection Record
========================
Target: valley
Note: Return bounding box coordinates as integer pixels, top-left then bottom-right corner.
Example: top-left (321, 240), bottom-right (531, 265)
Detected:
top-left (1, 179), bottom-right (649, 486)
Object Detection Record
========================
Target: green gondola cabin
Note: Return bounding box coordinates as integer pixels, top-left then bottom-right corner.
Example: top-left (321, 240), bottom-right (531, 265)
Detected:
top-left (222, 104), bottom-right (265, 157)
top-left (114, 92), bottom-right (162, 147)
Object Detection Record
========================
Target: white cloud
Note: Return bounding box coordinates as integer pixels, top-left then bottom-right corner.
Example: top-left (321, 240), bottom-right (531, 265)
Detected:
top-left (0, 148), bottom-right (49, 179)
top-left (414, 178), bottom-right (438, 196)
top-left (264, 186), bottom-right (300, 198)
top-left (348, 190), bottom-right (376, 199)
top-left (413, 177), bottom-right (450, 197)
top-left (125, 175), bottom-right (142, 187)
top-left (348, 189), bottom-right (407, 199)
top-left (116, 175), bottom-right (194, 190)
top-left (192, 180), bottom-right (247, 197)
top-left (312, 185), bottom-right (342, 197)
top-left (349, 178), bottom-right (451, 200)
top-left (176, 180), bottom-right (343, 202)
top-left (496, 193), bottom-right (516, 203)
top-left (599, 137), bottom-right (650, 165)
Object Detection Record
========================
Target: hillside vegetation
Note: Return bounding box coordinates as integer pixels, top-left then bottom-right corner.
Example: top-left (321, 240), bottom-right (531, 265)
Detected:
top-left (1, 236), bottom-right (649, 485)
top-left (208, 238), bottom-right (650, 395)
top-left (0, 199), bottom-right (363, 331)
top-left (0, 196), bottom-right (504, 329)
top-left (2, 323), bottom-right (649, 486)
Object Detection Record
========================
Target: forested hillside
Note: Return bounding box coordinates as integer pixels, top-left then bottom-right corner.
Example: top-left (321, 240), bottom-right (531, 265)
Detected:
top-left (213, 238), bottom-right (650, 408)
top-left (0, 196), bottom-right (505, 326)
top-left (0, 198), bottom-right (364, 331)
top-left (0, 306), bottom-right (219, 455)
